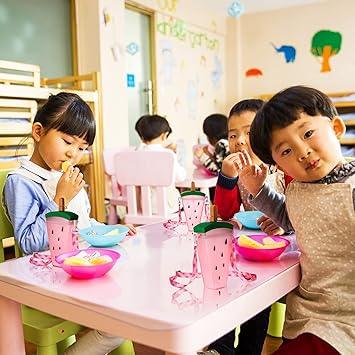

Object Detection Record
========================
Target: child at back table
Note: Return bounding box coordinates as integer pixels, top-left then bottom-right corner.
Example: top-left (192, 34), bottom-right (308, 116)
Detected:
top-left (194, 113), bottom-right (230, 175)
top-left (237, 86), bottom-right (354, 354)
top-left (3, 92), bottom-right (135, 355)
top-left (201, 100), bottom-right (292, 355)
top-left (135, 114), bottom-right (186, 213)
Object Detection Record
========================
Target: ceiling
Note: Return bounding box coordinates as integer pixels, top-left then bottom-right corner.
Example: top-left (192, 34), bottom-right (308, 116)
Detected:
top-left (201, 0), bottom-right (327, 15)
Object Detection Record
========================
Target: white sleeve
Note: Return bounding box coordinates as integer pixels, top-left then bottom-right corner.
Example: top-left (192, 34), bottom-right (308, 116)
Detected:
top-left (173, 154), bottom-right (187, 182)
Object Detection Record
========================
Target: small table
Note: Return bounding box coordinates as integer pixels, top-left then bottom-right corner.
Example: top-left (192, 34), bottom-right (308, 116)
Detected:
top-left (0, 223), bottom-right (300, 355)
top-left (176, 169), bottom-right (218, 199)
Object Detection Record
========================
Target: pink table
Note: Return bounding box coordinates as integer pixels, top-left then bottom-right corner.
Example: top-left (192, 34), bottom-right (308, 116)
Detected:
top-left (0, 223), bottom-right (300, 355)
top-left (176, 169), bottom-right (218, 199)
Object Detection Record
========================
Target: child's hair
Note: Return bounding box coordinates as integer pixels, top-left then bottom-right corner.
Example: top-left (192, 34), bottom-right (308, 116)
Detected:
top-left (228, 99), bottom-right (264, 119)
top-left (135, 114), bottom-right (172, 142)
top-left (202, 114), bottom-right (228, 144)
top-left (250, 86), bottom-right (338, 165)
top-left (33, 92), bottom-right (96, 145)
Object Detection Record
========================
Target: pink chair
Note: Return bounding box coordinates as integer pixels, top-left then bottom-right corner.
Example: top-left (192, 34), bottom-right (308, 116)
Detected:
top-left (103, 148), bottom-right (134, 224)
top-left (114, 150), bottom-right (176, 225)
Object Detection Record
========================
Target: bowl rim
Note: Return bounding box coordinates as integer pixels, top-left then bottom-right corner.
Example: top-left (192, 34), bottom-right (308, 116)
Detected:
top-left (235, 235), bottom-right (290, 251)
top-left (55, 248), bottom-right (121, 267)
top-left (79, 225), bottom-right (129, 237)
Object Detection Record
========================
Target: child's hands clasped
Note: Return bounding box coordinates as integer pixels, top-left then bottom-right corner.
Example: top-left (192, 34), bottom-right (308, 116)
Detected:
top-left (235, 150), bottom-right (268, 196)
top-left (54, 167), bottom-right (85, 207)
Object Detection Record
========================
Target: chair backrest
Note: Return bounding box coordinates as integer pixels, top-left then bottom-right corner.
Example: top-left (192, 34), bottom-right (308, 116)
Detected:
top-left (103, 147), bottom-right (135, 176)
top-left (0, 169), bottom-right (15, 262)
top-left (114, 150), bottom-right (175, 224)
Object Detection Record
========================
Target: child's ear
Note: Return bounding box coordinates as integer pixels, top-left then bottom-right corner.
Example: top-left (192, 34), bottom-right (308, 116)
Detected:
top-left (32, 122), bottom-right (44, 142)
top-left (332, 116), bottom-right (346, 138)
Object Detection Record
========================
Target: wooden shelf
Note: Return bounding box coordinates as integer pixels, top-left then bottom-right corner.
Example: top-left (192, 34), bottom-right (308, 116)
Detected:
top-left (341, 137), bottom-right (355, 145)
top-left (0, 69), bottom-right (105, 222)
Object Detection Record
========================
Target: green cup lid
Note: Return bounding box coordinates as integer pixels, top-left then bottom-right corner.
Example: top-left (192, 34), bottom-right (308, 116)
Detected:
top-left (45, 211), bottom-right (78, 220)
top-left (180, 190), bottom-right (205, 197)
top-left (193, 221), bottom-right (233, 233)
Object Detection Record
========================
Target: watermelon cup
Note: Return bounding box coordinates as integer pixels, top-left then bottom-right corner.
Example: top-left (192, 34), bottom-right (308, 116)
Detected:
top-left (45, 210), bottom-right (79, 267)
top-left (194, 221), bottom-right (234, 289)
top-left (235, 235), bottom-right (290, 261)
top-left (180, 189), bottom-right (206, 232)
top-left (55, 248), bottom-right (121, 279)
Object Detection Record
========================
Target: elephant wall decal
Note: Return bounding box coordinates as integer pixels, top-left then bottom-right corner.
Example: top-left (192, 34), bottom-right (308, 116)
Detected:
top-left (271, 43), bottom-right (296, 63)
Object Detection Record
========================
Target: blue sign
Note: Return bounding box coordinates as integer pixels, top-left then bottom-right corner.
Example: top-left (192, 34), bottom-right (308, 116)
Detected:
top-left (127, 74), bottom-right (135, 88)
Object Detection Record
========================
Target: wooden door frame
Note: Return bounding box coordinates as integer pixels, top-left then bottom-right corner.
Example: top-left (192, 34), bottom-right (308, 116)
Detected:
top-left (124, 1), bottom-right (157, 113)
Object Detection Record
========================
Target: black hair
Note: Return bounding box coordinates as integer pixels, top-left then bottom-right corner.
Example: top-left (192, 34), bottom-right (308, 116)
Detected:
top-left (34, 92), bottom-right (96, 145)
top-left (202, 114), bottom-right (228, 144)
top-left (135, 114), bottom-right (172, 142)
top-left (250, 86), bottom-right (338, 165)
top-left (229, 99), bottom-right (264, 118)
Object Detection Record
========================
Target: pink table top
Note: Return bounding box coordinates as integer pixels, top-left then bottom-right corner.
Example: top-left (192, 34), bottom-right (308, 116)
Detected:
top-left (0, 223), bottom-right (300, 353)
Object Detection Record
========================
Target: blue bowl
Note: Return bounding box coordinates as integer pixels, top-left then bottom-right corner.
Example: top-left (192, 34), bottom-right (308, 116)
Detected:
top-left (79, 225), bottom-right (129, 247)
top-left (234, 211), bottom-right (263, 230)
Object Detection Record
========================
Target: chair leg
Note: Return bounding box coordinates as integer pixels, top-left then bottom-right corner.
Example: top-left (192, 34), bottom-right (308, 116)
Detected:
top-left (57, 335), bottom-right (76, 353)
top-left (107, 204), bottom-right (118, 225)
top-left (36, 344), bottom-right (58, 355)
top-left (267, 302), bottom-right (286, 338)
top-left (109, 340), bottom-right (135, 355)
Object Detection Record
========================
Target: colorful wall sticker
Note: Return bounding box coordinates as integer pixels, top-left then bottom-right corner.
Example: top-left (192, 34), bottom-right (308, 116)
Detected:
top-left (126, 42), bottom-right (139, 55)
top-left (245, 68), bottom-right (263, 78)
top-left (311, 30), bottom-right (342, 72)
top-left (271, 43), bottom-right (296, 63)
top-left (228, 1), bottom-right (244, 18)
top-left (126, 74), bottom-right (135, 88)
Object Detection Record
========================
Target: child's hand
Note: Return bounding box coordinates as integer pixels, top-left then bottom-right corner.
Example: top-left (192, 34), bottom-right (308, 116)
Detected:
top-left (125, 224), bottom-right (136, 236)
top-left (236, 150), bottom-right (268, 196)
top-left (166, 143), bottom-right (177, 153)
top-left (194, 147), bottom-right (204, 158)
top-left (54, 167), bottom-right (85, 207)
top-left (221, 153), bottom-right (241, 178)
top-left (257, 215), bottom-right (285, 235)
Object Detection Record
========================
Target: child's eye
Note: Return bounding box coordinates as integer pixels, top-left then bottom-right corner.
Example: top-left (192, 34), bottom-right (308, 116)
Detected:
top-left (246, 131), bottom-right (250, 136)
top-left (281, 148), bottom-right (291, 156)
top-left (304, 130), bottom-right (314, 138)
top-left (79, 147), bottom-right (86, 152)
top-left (63, 139), bottom-right (71, 145)
top-left (229, 134), bottom-right (236, 139)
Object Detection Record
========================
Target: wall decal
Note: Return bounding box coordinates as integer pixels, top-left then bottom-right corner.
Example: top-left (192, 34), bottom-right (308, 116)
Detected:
top-left (157, 17), bottom-right (220, 51)
top-left (228, 1), bottom-right (244, 18)
top-left (126, 42), bottom-right (139, 55)
top-left (160, 39), bottom-right (175, 85)
top-left (157, 0), bottom-right (179, 13)
top-left (271, 43), bottom-right (296, 63)
top-left (245, 68), bottom-right (263, 77)
top-left (211, 55), bottom-right (222, 87)
top-left (311, 30), bottom-right (342, 72)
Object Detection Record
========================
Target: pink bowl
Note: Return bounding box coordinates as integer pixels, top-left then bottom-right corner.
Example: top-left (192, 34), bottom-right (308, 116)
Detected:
top-left (55, 248), bottom-right (120, 279)
top-left (235, 235), bottom-right (290, 261)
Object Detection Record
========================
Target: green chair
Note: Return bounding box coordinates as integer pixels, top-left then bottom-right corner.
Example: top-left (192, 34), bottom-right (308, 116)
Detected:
top-left (267, 301), bottom-right (286, 338)
top-left (0, 169), bottom-right (135, 355)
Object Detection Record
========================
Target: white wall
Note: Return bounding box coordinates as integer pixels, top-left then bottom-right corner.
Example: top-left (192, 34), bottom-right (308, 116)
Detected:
top-left (76, 0), bottom-right (230, 171)
top-left (76, 0), bottom-right (129, 149)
